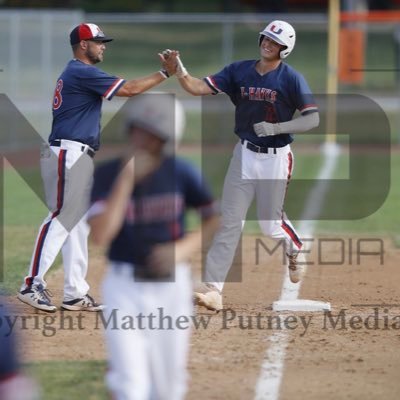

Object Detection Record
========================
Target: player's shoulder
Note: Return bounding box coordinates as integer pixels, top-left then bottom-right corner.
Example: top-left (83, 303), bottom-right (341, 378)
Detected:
top-left (164, 155), bottom-right (194, 170)
top-left (279, 62), bottom-right (308, 82)
top-left (227, 59), bottom-right (257, 71)
top-left (64, 59), bottom-right (105, 78)
top-left (279, 62), bottom-right (301, 76)
top-left (94, 157), bottom-right (122, 179)
top-left (164, 156), bottom-right (201, 179)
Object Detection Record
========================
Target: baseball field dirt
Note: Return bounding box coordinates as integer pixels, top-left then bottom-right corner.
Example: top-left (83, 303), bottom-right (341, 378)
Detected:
top-left (5, 235), bottom-right (400, 399)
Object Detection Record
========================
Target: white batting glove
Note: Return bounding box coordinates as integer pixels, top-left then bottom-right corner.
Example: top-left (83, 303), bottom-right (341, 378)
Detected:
top-left (253, 121), bottom-right (281, 137)
top-left (176, 56), bottom-right (188, 78)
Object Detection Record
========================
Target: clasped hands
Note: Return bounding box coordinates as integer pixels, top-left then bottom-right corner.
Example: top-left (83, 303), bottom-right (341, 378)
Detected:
top-left (158, 49), bottom-right (188, 78)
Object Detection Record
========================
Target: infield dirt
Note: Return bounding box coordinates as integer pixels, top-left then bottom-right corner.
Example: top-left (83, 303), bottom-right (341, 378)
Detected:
top-left (5, 235), bottom-right (399, 400)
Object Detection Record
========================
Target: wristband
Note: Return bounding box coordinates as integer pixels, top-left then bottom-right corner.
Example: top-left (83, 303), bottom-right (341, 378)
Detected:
top-left (159, 69), bottom-right (170, 79)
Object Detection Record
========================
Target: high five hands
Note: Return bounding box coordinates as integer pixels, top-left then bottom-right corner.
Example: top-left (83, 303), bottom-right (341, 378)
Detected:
top-left (159, 49), bottom-right (188, 78)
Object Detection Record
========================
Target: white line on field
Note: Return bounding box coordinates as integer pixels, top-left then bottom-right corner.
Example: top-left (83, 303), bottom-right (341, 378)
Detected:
top-left (254, 142), bottom-right (341, 400)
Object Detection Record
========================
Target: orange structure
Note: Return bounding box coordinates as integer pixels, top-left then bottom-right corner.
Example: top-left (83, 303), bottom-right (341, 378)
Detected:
top-left (339, 11), bottom-right (400, 85)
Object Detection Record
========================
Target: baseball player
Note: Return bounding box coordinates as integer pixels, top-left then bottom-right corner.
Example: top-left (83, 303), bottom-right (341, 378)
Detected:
top-left (87, 93), bottom-right (219, 400)
top-left (17, 23), bottom-right (177, 312)
top-left (163, 20), bottom-right (319, 311)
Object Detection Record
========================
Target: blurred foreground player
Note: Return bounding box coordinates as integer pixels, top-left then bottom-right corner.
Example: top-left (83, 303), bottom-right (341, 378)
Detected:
top-left (88, 93), bottom-right (219, 400)
top-left (0, 303), bottom-right (40, 400)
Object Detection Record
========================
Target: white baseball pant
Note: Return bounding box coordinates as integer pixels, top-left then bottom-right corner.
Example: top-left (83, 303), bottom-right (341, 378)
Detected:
top-left (22, 140), bottom-right (94, 300)
top-left (102, 262), bottom-right (192, 400)
top-left (205, 140), bottom-right (302, 292)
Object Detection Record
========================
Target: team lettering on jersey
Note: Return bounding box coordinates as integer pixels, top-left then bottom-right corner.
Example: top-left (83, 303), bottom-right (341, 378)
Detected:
top-left (125, 193), bottom-right (184, 224)
top-left (240, 86), bottom-right (277, 102)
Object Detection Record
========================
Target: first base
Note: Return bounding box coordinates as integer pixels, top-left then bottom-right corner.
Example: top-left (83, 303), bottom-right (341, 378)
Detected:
top-left (272, 299), bottom-right (331, 312)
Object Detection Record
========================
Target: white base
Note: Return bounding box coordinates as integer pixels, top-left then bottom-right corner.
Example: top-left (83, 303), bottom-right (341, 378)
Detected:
top-left (272, 299), bottom-right (331, 312)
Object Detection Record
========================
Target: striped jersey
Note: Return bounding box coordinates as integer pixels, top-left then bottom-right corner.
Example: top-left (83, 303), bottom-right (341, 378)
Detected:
top-left (49, 59), bottom-right (125, 150)
top-left (204, 60), bottom-right (318, 147)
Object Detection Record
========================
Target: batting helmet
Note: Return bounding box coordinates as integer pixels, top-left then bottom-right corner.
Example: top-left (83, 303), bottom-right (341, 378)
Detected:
top-left (258, 20), bottom-right (296, 59)
top-left (125, 93), bottom-right (185, 153)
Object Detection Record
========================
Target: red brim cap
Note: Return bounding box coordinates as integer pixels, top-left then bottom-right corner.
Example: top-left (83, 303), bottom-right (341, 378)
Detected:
top-left (70, 23), bottom-right (113, 45)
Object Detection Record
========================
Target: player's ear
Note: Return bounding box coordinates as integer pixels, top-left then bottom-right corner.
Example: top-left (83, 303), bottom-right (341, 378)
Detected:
top-left (80, 40), bottom-right (88, 50)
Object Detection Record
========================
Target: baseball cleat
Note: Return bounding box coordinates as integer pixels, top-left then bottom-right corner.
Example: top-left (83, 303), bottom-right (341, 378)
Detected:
top-left (194, 283), bottom-right (223, 312)
top-left (288, 252), bottom-right (304, 283)
top-left (17, 284), bottom-right (57, 313)
top-left (61, 294), bottom-right (105, 312)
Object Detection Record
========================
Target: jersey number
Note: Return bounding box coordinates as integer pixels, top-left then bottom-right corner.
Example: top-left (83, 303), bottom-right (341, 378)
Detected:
top-left (53, 79), bottom-right (63, 110)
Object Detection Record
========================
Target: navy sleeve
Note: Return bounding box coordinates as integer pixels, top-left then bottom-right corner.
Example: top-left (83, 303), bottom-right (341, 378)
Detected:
top-left (178, 159), bottom-right (216, 218)
top-left (81, 66), bottom-right (125, 100)
top-left (203, 63), bottom-right (235, 97)
top-left (291, 72), bottom-right (318, 115)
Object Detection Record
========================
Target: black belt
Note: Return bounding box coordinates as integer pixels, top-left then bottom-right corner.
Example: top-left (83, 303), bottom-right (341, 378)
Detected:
top-left (50, 140), bottom-right (95, 158)
top-left (241, 139), bottom-right (277, 154)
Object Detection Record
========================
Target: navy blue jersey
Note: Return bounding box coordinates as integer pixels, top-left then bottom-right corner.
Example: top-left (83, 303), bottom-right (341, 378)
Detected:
top-left (49, 59), bottom-right (125, 150)
top-left (90, 156), bottom-right (216, 269)
top-left (204, 60), bottom-right (318, 147)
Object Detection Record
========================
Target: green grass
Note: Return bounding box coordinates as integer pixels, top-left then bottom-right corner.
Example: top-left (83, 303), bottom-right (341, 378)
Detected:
top-left (4, 166), bottom-right (47, 227)
top-left (316, 153), bottom-right (400, 235)
top-left (26, 360), bottom-right (108, 400)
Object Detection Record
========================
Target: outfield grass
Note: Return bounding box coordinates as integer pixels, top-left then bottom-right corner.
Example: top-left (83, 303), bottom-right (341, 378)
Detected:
top-left (26, 360), bottom-right (108, 400)
top-left (316, 153), bottom-right (400, 235)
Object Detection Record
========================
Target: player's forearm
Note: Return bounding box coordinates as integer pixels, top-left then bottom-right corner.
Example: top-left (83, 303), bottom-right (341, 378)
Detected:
top-left (178, 75), bottom-right (213, 96)
top-left (116, 72), bottom-right (167, 97)
top-left (254, 111), bottom-right (319, 137)
top-left (175, 214), bottom-right (220, 262)
top-left (277, 111), bottom-right (320, 134)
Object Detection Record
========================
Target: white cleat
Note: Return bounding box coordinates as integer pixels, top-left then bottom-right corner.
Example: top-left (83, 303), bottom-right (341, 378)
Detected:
top-left (17, 284), bottom-right (57, 313)
top-left (194, 283), bottom-right (223, 312)
top-left (61, 294), bottom-right (105, 312)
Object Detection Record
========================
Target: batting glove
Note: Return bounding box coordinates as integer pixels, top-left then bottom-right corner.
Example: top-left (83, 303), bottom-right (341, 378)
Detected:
top-left (253, 121), bottom-right (282, 137)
